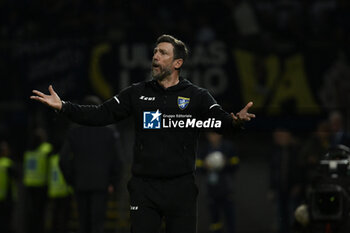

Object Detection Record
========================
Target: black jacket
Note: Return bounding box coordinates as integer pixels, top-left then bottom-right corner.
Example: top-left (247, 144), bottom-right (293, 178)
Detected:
top-left (59, 126), bottom-right (122, 191)
top-left (61, 78), bottom-right (240, 178)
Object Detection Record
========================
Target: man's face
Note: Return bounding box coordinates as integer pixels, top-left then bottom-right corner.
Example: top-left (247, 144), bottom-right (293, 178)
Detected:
top-left (151, 42), bottom-right (177, 81)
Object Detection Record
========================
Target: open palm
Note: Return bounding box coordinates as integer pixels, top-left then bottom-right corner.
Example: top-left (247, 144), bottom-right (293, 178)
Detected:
top-left (30, 85), bottom-right (62, 110)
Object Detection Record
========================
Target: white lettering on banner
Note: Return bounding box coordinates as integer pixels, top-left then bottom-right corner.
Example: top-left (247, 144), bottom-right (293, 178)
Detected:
top-left (188, 41), bottom-right (227, 66)
top-left (120, 44), bottom-right (149, 68)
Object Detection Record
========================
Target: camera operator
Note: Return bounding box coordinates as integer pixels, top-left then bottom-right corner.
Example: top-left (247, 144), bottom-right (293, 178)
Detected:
top-left (294, 145), bottom-right (350, 233)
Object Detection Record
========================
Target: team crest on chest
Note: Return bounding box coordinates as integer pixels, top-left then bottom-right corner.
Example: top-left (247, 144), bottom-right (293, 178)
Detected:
top-left (177, 96), bottom-right (190, 110)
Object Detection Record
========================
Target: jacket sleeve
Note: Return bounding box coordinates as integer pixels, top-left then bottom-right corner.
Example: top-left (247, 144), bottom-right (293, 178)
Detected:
top-left (199, 89), bottom-right (243, 134)
top-left (60, 86), bottom-right (133, 126)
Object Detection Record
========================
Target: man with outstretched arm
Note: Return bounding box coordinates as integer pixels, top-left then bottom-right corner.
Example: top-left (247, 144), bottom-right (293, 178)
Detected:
top-left (31, 34), bottom-right (255, 233)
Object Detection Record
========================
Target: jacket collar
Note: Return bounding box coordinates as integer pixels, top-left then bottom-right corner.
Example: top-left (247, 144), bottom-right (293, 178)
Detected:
top-left (147, 77), bottom-right (192, 92)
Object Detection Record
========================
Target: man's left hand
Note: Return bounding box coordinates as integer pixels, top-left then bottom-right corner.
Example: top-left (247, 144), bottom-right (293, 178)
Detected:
top-left (231, 101), bottom-right (256, 122)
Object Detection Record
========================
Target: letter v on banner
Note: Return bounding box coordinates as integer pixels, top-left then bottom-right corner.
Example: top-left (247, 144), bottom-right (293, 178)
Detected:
top-left (234, 49), bottom-right (320, 115)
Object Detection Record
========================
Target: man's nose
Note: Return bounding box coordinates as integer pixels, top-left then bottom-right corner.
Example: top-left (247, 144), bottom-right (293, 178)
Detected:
top-left (153, 52), bottom-right (159, 61)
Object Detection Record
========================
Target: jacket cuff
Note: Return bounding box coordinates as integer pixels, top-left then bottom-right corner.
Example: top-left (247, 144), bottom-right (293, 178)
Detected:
top-left (55, 100), bottom-right (66, 114)
top-left (232, 118), bottom-right (245, 130)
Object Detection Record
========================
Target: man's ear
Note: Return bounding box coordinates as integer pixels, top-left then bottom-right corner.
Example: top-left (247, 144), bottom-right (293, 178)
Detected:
top-left (174, 59), bottom-right (183, 70)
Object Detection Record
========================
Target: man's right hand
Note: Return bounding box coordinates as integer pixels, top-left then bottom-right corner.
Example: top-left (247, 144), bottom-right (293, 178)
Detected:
top-left (30, 85), bottom-right (62, 110)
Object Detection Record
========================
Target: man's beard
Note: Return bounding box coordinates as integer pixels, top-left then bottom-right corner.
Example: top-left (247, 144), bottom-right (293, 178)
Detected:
top-left (151, 65), bottom-right (172, 81)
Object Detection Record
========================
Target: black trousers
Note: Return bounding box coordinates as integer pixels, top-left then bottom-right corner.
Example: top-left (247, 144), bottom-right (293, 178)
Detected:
top-left (0, 200), bottom-right (13, 233)
top-left (75, 190), bottom-right (108, 233)
top-left (50, 196), bottom-right (72, 233)
top-left (128, 173), bottom-right (198, 233)
top-left (24, 187), bottom-right (48, 233)
top-left (208, 195), bottom-right (235, 233)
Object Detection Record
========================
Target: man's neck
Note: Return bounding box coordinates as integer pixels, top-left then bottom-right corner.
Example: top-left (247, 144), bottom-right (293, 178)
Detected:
top-left (157, 74), bottom-right (180, 89)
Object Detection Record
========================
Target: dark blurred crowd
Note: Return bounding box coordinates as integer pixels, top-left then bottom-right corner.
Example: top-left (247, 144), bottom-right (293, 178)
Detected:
top-left (0, 96), bottom-right (125, 233)
top-left (0, 0), bottom-right (349, 49)
top-left (268, 110), bottom-right (350, 233)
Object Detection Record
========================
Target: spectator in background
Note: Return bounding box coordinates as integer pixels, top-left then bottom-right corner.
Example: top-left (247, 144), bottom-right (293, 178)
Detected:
top-left (334, 0), bottom-right (350, 47)
top-left (0, 140), bottom-right (18, 233)
top-left (47, 149), bottom-right (73, 233)
top-left (299, 121), bottom-right (330, 199)
top-left (329, 111), bottom-right (350, 147)
top-left (269, 128), bottom-right (302, 233)
top-left (59, 95), bottom-right (123, 233)
top-left (197, 132), bottom-right (239, 233)
top-left (319, 52), bottom-right (350, 112)
top-left (232, 0), bottom-right (260, 38)
top-left (23, 128), bottom-right (53, 233)
top-left (194, 12), bottom-right (217, 43)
